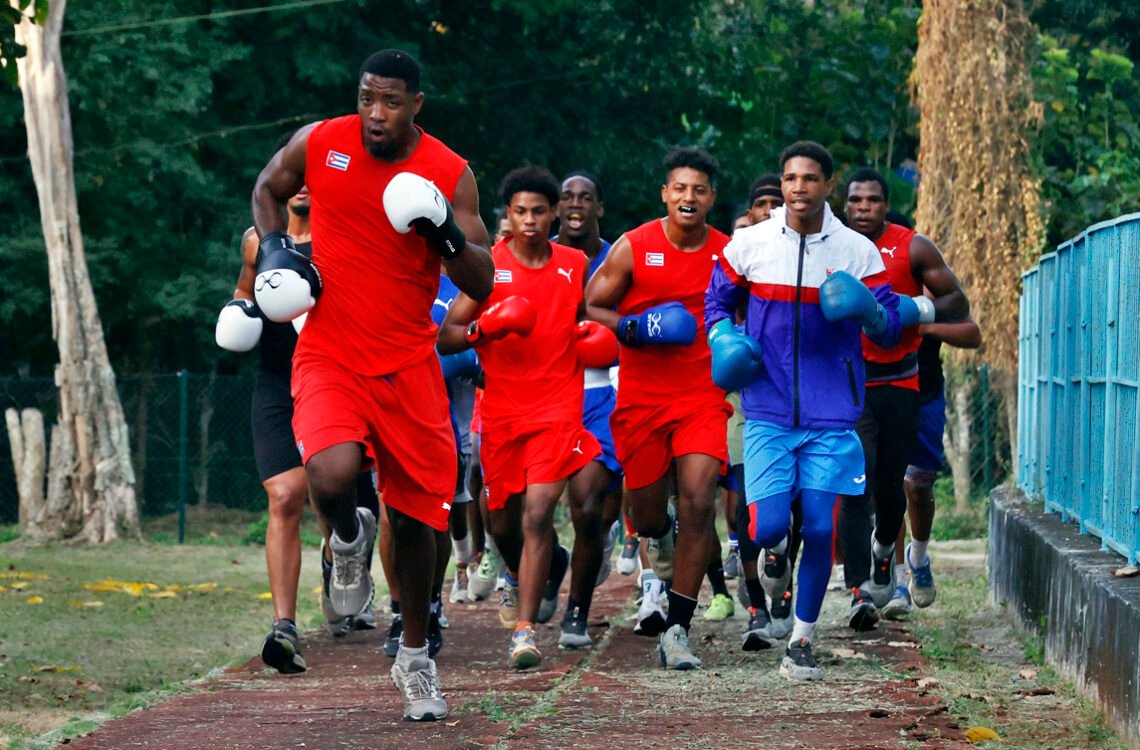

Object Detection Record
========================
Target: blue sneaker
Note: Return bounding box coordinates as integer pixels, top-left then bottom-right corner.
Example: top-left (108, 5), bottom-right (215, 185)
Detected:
top-left (880, 584), bottom-right (913, 620)
top-left (906, 543), bottom-right (937, 608)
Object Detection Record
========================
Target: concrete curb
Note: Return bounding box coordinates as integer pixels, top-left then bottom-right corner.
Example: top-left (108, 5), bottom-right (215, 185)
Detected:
top-left (989, 486), bottom-right (1140, 749)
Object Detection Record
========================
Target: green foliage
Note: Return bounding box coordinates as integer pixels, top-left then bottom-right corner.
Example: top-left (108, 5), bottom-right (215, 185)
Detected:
top-left (241, 511), bottom-right (324, 547)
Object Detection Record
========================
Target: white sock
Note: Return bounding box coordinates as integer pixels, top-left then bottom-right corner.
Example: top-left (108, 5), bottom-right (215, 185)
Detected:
top-left (771, 536), bottom-right (788, 555)
top-left (453, 535), bottom-right (473, 565)
top-left (909, 539), bottom-right (930, 567)
top-left (396, 643), bottom-right (429, 668)
top-left (894, 563), bottom-right (907, 583)
top-left (790, 617), bottom-right (816, 643)
top-left (872, 537), bottom-right (893, 559)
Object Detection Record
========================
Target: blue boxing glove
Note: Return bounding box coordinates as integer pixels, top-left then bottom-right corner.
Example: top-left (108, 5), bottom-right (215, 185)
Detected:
top-left (618, 301), bottom-right (697, 347)
top-left (895, 294), bottom-right (936, 327)
top-left (708, 318), bottom-right (763, 392)
top-left (439, 347), bottom-right (480, 382)
top-left (819, 271), bottom-right (887, 336)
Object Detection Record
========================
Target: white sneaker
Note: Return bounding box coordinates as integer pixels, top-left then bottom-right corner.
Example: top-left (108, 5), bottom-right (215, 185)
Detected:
top-left (449, 571), bottom-right (469, 604)
top-left (328, 507), bottom-right (377, 618)
top-left (633, 576), bottom-right (667, 636)
top-left (468, 545), bottom-right (503, 601)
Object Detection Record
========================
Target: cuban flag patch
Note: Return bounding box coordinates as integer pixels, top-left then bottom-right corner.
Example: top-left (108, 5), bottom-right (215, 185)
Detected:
top-left (646, 252), bottom-right (665, 267)
top-left (325, 150), bottom-right (351, 171)
top-left (494, 269), bottom-right (513, 283)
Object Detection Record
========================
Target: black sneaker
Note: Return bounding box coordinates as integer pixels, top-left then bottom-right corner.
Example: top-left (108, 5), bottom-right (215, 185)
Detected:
top-left (848, 588), bottom-right (880, 632)
top-left (864, 533), bottom-right (897, 608)
top-left (536, 545), bottom-right (570, 624)
top-left (742, 606), bottom-right (777, 652)
top-left (558, 606), bottom-right (592, 649)
top-left (261, 620), bottom-right (306, 674)
top-left (427, 610), bottom-right (444, 658)
top-left (779, 638), bottom-right (825, 680)
top-left (760, 540), bottom-right (792, 600)
top-left (383, 614), bottom-right (403, 658)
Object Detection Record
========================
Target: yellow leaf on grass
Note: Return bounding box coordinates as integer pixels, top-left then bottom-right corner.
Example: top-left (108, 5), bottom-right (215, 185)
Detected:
top-left (67, 601), bottom-right (105, 608)
top-left (0, 585), bottom-right (7, 592)
top-left (9, 582), bottom-right (30, 590)
top-left (0, 572), bottom-right (49, 580)
top-left (83, 579), bottom-right (160, 597)
top-left (33, 665), bottom-right (80, 673)
top-left (256, 592), bottom-right (273, 600)
top-left (189, 583), bottom-right (218, 592)
top-left (148, 591), bottom-right (178, 599)
top-left (26, 596), bottom-right (44, 604)
top-left (966, 726), bottom-right (1001, 743)
top-left (164, 584), bottom-right (183, 593)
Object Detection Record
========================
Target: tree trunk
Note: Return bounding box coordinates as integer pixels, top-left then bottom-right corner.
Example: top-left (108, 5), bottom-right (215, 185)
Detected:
top-left (5, 407), bottom-right (46, 532)
top-left (15, 1), bottom-right (139, 543)
top-left (194, 373), bottom-right (216, 506)
top-left (943, 373), bottom-right (974, 514)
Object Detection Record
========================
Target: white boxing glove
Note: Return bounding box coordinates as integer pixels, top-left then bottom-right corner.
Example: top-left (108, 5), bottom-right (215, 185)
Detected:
top-left (292, 311), bottom-right (307, 333)
top-left (382, 172), bottom-right (467, 258)
top-left (215, 299), bottom-right (263, 352)
top-left (254, 233), bottom-right (321, 323)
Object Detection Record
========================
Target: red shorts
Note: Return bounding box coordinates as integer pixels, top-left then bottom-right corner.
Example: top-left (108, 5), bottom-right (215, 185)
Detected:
top-left (480, 420), bottom-right (600, 511)
top-left (291, 354), bottom-right (456, 531)
top-left (611, 399), bottom-right (732, 490)
top-left (470, 387), bottom-right (484, 436)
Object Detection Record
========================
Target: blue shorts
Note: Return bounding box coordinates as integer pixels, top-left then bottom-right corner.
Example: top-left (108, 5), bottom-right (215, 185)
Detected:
top-left (743, 419), bottom-right (866, 502)
top-left (718, 463), bottom-right (741, 492)
top-left (584, 385), bottom-right (622, 476)
top-left (907, 390), bottom-right (947, 472)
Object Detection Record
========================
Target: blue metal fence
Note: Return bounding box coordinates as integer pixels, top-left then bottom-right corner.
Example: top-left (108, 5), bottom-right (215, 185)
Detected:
top-left (1019, 211), bottom-right (1140, 564)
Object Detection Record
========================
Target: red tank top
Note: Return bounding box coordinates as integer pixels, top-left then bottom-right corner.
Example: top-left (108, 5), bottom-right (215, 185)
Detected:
top-left (616, 219), bottom-right (729, 408)
top-left (295, 117), bottom-right (468, 376)
top-left (863, 222), bottom-right (921, 389)
top-left (477, 240), bottom-right (589, 429)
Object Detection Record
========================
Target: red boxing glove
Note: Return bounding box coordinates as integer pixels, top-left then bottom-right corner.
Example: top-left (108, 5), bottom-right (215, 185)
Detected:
top-left (466, 295), bottom-right (537, 346)
top-left (575, 320), bottom-right (619, 368)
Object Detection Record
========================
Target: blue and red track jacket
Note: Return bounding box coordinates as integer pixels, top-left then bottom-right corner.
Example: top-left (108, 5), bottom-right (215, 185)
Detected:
top-left (704, 204), bottom-right (901, 430)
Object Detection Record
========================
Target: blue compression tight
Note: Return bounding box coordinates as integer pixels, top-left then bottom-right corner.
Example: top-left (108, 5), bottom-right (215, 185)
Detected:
top-left (748, 488), bottom-right (837, 623)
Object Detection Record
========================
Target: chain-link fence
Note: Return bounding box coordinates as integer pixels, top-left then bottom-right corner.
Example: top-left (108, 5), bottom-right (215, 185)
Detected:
top-left (0, 364), bottom-right (1012, 539)
top-left (0, 373), bottom-right (261, 529)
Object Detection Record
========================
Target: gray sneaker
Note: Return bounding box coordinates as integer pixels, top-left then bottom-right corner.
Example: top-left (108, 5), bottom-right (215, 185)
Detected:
top-left (320, 540), bottom-right (353, 637)
top-left (646, 510), bottom-right (675, 582)
top-left (596, 523), bottom-right (617, 588)
top-left (328, 507), bottom-right (377, 618)
top-left (391, 653), bottom-right (448, 721)
top-left (724, 548), bottom-right (741, 579)
top-left (780, 638), bottom-right (825, 681)
top-left (658, 623), bottom-right (701, 670)
top-left (261, 621), bottom-right (306, 674)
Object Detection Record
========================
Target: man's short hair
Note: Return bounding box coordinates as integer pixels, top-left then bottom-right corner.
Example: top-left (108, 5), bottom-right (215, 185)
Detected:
top-left (663, 147), bottom-right (719, 186)
top-left (499, 165), bottom-right (560, 206)
top-left (748, 173), bottom-right (782, 204)
top-left (779, 141), bottom-right (834, 179)
top-left (359, 49), bottom-right (421, 91)
top-left (847, 167), bottom-right (890, 202)
top-left (561, 170), bottom-right (604, 203)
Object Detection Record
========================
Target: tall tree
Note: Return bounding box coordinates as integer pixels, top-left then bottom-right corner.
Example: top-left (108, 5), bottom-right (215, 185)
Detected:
top-left (911, 0), bottom-right (1044, 500)
top-left (13, 0), bottom-right (139, 542)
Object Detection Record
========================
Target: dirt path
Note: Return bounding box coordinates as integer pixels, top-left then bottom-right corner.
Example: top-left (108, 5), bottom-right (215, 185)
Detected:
top-left (66, 555), bottom-right (977, 749)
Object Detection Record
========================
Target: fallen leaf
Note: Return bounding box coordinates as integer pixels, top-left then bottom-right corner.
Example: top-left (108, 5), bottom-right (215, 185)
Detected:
top-left (917, 677), bottom-right (940, 689)
top-left (1018, 668), bottom-right (1037, 680)
top-left (0, 572), bottom-right (48, 580)
top-left (256, 592), bottom-right (273, 600)
top-left (189, 583), bottom-right (218, 591)
top-left (67, 601), bottom-right (105, 608)
top-left (888, 641), bottom-right (919, 649)
top-left (9, 582), bottom-right (30, 590)
top-left (26, 595), bottom-right (44, 604)
top-left (33, 665), bottom-right (80, 673)
top-left (446, 720), bottom-right (460, 727)
top-left (1113, 566), bottom-right (1139, 578)
top-left (965, 726), bottom-right (1000, 743)
top-left (148, 591), bottom-right (178, 599)
top-left (831, 647), bottom-right (866, 659)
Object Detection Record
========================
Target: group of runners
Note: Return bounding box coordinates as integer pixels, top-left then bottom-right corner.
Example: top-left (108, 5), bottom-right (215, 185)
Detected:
top-left (214, 49), bottom-right (980, 722)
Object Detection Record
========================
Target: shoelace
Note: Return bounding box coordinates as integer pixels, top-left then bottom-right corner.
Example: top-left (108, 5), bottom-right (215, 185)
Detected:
top-left (401, 664), bottom-right (440, 701)
top-left (334, 555), bottom-right (362, 588)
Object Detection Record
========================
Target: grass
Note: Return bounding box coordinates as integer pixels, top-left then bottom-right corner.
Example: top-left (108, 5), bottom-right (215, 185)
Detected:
top-left (908, 545), bottom-right (1125, 750)
top-left (0, 509), bottom-right (339, 750)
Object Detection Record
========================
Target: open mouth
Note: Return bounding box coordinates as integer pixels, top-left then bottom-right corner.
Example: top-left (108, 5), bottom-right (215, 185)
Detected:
top-left (564, 211), bottom-right (585, 230)
top-left (678, 205), bottom-right (697, 216)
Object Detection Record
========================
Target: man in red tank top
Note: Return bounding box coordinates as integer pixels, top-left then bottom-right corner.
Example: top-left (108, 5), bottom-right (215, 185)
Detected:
top-left (839, 168), bottom-right (970, 631)
top-left (250, 50), bottom-right (493, 723)
top-left (586, 147), bottom-right (732, 670)
top-left (439, 166), bottom-right (614, 670)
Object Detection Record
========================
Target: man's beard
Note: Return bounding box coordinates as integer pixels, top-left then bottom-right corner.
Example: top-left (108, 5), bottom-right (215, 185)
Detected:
top-left (289, 203), bottom-right (310, 218)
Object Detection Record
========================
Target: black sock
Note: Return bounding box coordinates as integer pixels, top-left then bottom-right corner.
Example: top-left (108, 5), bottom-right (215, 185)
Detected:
top-left (746, 578), bottom-right (766, 611)
top-left (275, 617), bottom-right (296, 631)
top-left (665, 590), bottom-right (698, 631)
top-left (652, 516), bottom-right (673, 540)
top-left (562, 596), bottom-right (590, 623)
top-left (706, 559), bottom-right (729, 598)
top-left (391, 600), bottom-right (401, 616)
